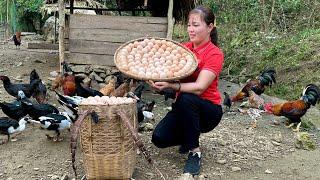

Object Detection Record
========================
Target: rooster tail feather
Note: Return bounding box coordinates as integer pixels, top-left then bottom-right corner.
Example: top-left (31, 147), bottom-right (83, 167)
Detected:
top-left (259, 68), bottom-right (276, 86)
top-left (301, 84), bottom-right (320, 106)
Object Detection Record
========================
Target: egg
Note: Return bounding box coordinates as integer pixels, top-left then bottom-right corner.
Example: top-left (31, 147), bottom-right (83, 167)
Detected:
top-left (152, 72), bottom-right (159, 78)
top-left (117, 38), bottom-right (196, 81)
top-left (166, 71), bottom-right (174, 78)
top-left (140, 41), bottom-right (147, 47)
top-left (133, 41), bottom-right (139, 47)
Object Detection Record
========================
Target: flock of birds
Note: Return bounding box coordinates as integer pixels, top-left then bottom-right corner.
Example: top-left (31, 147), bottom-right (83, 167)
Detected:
top-left (223, 68), bottom-right (320, 131)
top-left (0, 63), bottom-right (158, 144)
top-left (1, 63), bottom-right (319, 145)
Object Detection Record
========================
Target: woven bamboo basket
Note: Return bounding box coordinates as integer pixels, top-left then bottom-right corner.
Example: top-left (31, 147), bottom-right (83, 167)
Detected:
top-left (78, 102), bottom-right (138, 179)
top-left (114, 37), bottom-right (198, 82)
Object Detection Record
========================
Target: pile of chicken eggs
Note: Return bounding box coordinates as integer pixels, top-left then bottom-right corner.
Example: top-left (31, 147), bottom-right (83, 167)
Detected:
top-left (80, 96), bottom-right (135, 106)
top-left (116, 38), bottom-right (196, 79)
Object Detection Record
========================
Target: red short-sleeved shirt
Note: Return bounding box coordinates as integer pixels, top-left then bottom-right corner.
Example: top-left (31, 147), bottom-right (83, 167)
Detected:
top-left (182, 40), bottom-right (224, 105)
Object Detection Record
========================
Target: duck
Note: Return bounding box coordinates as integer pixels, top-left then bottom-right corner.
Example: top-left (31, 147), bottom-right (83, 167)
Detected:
top-left (29, 112), bottom-right (72, 142)
top-left (127, 92), bottom-right (156, 123)
top-left (55, 90), bottom-right (83, 109)
top-left (0, 117), bottom-right (30, 144)
top-left (21, 101), bottom-right (59, 120)
top-left (55, 91), bottom-right (82, 122)
top-left (0, 75), bottom-right (40, 98)
top-left (0, 101), bottom-right (27, 120)
top-left (0, 91), bottom-right (30, 120)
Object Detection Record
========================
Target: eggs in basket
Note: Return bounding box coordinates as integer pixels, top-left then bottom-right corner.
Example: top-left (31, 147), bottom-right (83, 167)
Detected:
top-left (114, 38), bottom-right (198, 81)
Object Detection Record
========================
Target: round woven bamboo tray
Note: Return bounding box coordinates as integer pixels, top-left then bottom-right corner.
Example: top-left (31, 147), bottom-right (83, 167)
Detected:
top-left (114, 37), bottom-right (198, 82)
top-left (78, 103), bottom-right (137, 179)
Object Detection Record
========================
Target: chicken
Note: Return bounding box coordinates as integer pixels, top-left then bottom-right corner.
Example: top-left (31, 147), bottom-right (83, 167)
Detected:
top-left (110, 79), bottom-right (130, 97)
top-left (50, 74), bottom-right (63, 90)
top-left (30, 69), bottom-right (47, 103)
top-left (62, 74), bottom-right (76, 96)
top-left (12, 32), bottom-right (21, 49)
top-left (99, 76), bottom-right (116, 96)
top-left (264, 84), bottom-right (320, 132)
top-left (50, 62), bottom-right (77, 96)
top-left (223, 92), bottom-right (232, 112)
top-left (126, 81), bottom-right (145, 100)
top-left (231, 68), bottom-right (276, 102)
top-left (75, 76), bottom-right (103, 98)
top-left (0, 117), bottom-right (29, 144)
top-left (0, 75), bottom-right (40, 98)
top-left (28, 112), bottom-right (72, 142)
top-left (112, 71), bottom-right (127, 89)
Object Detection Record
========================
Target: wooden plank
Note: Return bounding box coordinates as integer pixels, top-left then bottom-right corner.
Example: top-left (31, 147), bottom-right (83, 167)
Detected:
top-left (70, 14), bottom-right (167, 31)
top-left (68, 53), bottom-right (115, 66)
top-left (27, 42), bottom-right (58, 50)
top-left (69, 40), bottom-right (121, 55)
top-left (70, 14), bottom-right (167, 26)
top-left (69, 28), bottom-right (166, 43)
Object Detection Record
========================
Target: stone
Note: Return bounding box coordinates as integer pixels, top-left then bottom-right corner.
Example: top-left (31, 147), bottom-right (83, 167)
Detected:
top-left (71, 65), bottom-right (86, 73)
top-left (216, 159), bottom-right (227, 164)
top-left (231, 166), bottom-right (241, 172)
top-left (50, 71), bottom-right (59, 77)
top-left (265, 169), bottom-right (273, 174)
top-left (99, 73), bottom-right (107, 79)
top-left (89, 71), bottom-right (104, 82)
top-left (295, 132), bottom-right (316, 150)
top-left (50, 175), bottom-right (59, 179)
top-left (43, 16), bottom-right (59, 42)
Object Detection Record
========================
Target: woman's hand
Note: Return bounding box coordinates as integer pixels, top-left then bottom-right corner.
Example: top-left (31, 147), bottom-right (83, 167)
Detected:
top-left (147, 80), bottom-right (174, 91)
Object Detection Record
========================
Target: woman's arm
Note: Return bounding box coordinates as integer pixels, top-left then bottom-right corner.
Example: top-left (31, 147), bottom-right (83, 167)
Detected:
top-left (150, 69), bottom-right (216, 95)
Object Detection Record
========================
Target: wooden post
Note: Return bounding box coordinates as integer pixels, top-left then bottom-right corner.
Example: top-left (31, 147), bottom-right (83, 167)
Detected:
top-left (70, 0), bottom-right (74, 14)
top-left (58, 0), bottom-right (65, 73)
top-left (54, 11), bottom-right (57, 43)
top-left (166, 0), bottom-right (174, 39)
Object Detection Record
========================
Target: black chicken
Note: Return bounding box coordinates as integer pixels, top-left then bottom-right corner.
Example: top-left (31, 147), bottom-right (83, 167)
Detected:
top-left (0, 75), bottom-right (40, 98)
top-left (75, 76), bottom-right (103, 98)
top-left (223, 92), bottom-right (232, 112)
top-left (30, 69), bottom-right (47, 103)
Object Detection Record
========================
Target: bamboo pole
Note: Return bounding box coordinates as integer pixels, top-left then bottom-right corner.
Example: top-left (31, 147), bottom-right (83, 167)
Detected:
top-left (166, 0), bottom-right (174, 39)
top-left (58, 0), bottom-right (65, 74)
top-left (5, 0), bottom-right (9, 38)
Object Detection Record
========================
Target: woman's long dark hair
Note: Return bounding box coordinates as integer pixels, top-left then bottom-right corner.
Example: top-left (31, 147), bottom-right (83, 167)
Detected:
top-left (189, 6), bottom-right (218, 46)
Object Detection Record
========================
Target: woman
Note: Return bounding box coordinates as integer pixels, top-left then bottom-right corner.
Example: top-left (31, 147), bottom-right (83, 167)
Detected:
top-left (149, 6), bottom-right (224, 175)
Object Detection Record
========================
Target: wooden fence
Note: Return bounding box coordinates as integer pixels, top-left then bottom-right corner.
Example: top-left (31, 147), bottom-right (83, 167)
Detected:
top-left (68, 14), bottom-right (167, 66)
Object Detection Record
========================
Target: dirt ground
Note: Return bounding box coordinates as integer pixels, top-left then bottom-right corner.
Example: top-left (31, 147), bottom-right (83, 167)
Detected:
top-left (0, 38), bottom-right (320, 180)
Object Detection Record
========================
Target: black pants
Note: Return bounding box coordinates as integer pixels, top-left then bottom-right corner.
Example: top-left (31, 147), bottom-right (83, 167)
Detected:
top-left (152, 93), bottom-right (223, 151)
